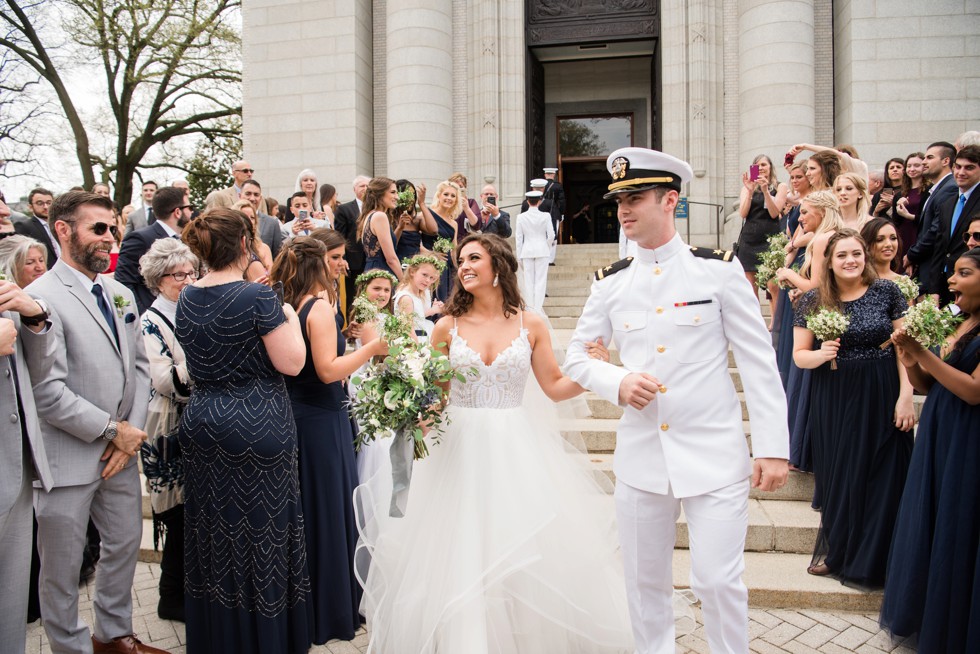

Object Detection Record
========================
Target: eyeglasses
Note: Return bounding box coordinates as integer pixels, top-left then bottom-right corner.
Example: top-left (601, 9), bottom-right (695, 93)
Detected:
top-left (162, 271), bottom-right (199, 282)
top-left (88, 221), bottom-right (119, 237)
top-left (964, 231), bottom-right (980, 244)
top-left (235, 168), bottom-right (255, 174)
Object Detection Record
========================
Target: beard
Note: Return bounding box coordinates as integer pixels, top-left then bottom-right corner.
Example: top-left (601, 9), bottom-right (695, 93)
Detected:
top-left (69, 231), bottom-right (111, 274)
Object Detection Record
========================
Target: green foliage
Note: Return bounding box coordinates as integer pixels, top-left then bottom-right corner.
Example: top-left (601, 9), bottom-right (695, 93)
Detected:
top-left (755, 232), bottom-right (790, 289)
top-left (903, 298), bottom-right (964, 349)
top-left (184, 116), bottom-right (242, 208)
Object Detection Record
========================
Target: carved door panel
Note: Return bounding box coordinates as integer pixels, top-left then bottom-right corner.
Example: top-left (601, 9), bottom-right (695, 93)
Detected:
top-left (526, 52), bottom-right (545, 185)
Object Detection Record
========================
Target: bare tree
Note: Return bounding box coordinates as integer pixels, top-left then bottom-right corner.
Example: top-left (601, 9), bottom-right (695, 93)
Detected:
top-left (0, 0), bottom-right (241, 206)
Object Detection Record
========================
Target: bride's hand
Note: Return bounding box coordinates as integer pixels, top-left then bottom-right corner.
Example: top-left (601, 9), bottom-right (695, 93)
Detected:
top-left (585, 336), bottom-right (610, 362)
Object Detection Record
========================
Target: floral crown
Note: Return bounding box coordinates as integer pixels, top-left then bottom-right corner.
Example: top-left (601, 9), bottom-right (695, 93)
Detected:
top-left (401, 254), bottom-right (446, 273)
top-left (355, 269), bottom-right (399, 287)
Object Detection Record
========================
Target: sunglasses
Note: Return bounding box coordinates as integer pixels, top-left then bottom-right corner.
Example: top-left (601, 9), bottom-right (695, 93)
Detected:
top-left (963, 231), bottom-right (980, 244)
top-left (235, 168), bottom-right (255, 174)
top-left (162, 271), bottom-right (199, 282)
top-left (88, 221), bottom-right (119, 237)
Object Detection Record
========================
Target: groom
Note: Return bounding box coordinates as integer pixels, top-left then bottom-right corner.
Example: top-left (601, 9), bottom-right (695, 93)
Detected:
top-left (564, 147), bottom-right (789, 654)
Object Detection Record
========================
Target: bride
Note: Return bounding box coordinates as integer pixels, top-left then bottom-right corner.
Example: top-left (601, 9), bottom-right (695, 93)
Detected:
top-left (355, 233), bottom-right (637, 653)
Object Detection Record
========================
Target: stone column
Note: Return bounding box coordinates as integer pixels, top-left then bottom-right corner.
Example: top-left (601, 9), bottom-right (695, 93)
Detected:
top-left (386, 0), bottom-right (454, 186)
top-left (737, 0), bottom-right (815, 169)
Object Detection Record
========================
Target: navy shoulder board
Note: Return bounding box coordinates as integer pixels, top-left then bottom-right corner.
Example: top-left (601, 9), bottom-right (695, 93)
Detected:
top-left (594, 257), bottom-right (634, 281)
top-left (689, 246), bottom-right (734, 262)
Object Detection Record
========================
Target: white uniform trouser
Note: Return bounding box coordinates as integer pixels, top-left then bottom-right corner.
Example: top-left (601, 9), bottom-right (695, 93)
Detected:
top-left (615, 478), bottom-right (749, 654)
top-left (521, 257), bottom-right (549, 312)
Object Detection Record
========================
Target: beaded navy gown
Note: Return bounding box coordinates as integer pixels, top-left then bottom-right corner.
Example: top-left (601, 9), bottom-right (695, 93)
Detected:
top-left (794, 280), bottom-right (913, 588)
top-left (880, 336), bottom-right (980, 651)
top-left (285, 299), bottom-right (361, 644)
top-left (177, 282), bottom-right (312, 653)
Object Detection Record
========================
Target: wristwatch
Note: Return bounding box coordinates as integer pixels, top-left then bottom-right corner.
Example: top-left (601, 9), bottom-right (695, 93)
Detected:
top-left (101, 420), bottom-right (118, 442)
top-left (20, 298), bottom-right (49, 327)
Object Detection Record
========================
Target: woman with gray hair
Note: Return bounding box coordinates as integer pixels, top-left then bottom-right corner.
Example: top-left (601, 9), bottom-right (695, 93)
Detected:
top-left (0, 234), bottom-right (48, 288)
top-left (138, 237), bottom-right (199, 623)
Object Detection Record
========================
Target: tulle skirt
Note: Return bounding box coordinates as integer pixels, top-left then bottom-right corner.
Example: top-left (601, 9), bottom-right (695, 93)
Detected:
top-left (354, 404), bottom-right (636, 653)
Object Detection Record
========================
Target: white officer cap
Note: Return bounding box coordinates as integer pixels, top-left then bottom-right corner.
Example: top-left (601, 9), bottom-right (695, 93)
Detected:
top-left (529, 178), bottom-right (547, 188)
top-left (525, 190), bottom-right (543, 198)
top-left (543, 167), bottom-right (558, 174)
top-left (603, 147), bottom-right (693, 199)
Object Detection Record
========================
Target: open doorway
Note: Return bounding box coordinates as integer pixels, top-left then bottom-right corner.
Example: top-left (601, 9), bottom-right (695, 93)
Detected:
top-left (559, 158), bottom-right (619, 244)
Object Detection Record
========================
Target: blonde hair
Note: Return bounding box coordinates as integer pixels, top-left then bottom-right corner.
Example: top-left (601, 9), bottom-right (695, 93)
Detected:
top-left (834, 172), bottom-right (871, 219)
top-left (799, 190), bottom-right (844, 278)
top-left (232, 200), bottom-right (265, 248)
top-left (429, 180), bottom-right (464, 218)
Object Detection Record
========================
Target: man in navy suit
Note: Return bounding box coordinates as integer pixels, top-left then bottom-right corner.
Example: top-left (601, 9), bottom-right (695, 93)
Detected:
top-left (906, 141), bottom-right (957, 297)
top-left (114, 187), bottom-right (191, 314)
top-left (934, 145), bottom-right (980, 304)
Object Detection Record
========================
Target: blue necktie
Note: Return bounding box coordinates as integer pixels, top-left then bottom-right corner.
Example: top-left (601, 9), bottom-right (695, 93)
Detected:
top-left (91, 283), bottom-right (119, 345)
top-left (951, 194), bottom-right (967, 236)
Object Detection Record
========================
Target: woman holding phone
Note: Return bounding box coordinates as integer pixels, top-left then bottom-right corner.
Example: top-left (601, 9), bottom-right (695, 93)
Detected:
top-left (735, 154), bottom-right (788, 290)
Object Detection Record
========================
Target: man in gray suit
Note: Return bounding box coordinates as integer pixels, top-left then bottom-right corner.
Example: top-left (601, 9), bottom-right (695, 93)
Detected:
top-left (0, 283), bottom-right (54, 654)
top-left (22, 191), bottom-right (168, 654)
top-left (239, 179), bottom-right (284, 260)
top-left (123, 181), bottom-right (159, 236)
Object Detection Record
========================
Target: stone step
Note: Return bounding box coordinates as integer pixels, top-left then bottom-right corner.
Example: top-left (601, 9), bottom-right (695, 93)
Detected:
top-left (672, 550), bottom-right (883, 611)
top-left (543, 294), bottom-right (592, 306)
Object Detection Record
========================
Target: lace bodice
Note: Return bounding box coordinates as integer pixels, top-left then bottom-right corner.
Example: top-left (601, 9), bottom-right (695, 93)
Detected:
top-left (449, 324), bottom-right (531, 409)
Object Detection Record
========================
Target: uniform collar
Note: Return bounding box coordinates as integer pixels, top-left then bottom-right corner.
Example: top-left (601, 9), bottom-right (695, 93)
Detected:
top-left (635, 232), bottom-right (686, 264)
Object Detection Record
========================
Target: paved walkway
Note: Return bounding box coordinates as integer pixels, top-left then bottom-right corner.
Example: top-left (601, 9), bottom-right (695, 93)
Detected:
top-left (25, 562), bottom-right (916, 654)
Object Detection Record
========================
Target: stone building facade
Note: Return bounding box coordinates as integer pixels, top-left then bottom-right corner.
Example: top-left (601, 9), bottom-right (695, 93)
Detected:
top-left (242, 0), bottom-right (979, 247)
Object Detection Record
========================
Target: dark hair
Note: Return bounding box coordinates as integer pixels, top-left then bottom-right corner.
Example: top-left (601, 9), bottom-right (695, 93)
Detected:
top-left (950, 248), bottom-right (980, 358)
top-left (356, 177), bottom-right (396, 241)
top-left (182, 208), bottom-right (251, 271)
top-left (289, 191), bottom-right (308, 208)
top-left (319, 184), bottom-right (337, 205)
top-left (28, 187), bottom-right (54, 205)
top-left (151, 186), bottom-right (186, 219)
top-left (884, 158), bottom-right (905, 186)
top-left (241, 179), bottom-right (262, 191)
top-left (355, 273), bottom-right (395, 314)
top-left (809, 151), bottom-right (841, 190)
top-left (860, 217), bottom-right (902, 274)
top-left (49, 191), bottom-right (113, 226)
top-left (955, 144), bottom-right (980, 166)
top-left (270, 236), bottom-right (330, 310)
top-left (141, 180), bottom-right (158, 190)
top-left (445, 234), bottom-right (525, 319)
top-left (308, 227), bottom-right (346, 303)
top-left (927, 141), bottom-right (956, 168)
top-left (817, 228), bottom-right (877, 311)
top-left (901, 152), bottom-right (926, 196)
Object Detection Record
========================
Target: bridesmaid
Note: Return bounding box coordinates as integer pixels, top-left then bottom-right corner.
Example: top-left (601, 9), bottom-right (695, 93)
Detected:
top-left (358, 177), bottom-right (403, 280)
top-left (880, 248), bottom-right (980, 651)
top-left (393, 179), bottom-right (437, 261)
top-left (422, 180), bottom-right (462, 304)
top-left (272, 232), bottom-right (387, 644)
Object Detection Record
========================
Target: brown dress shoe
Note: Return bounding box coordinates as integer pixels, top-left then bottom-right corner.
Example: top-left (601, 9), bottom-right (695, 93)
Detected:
top-left (92, 634), bottom-right (172, 654)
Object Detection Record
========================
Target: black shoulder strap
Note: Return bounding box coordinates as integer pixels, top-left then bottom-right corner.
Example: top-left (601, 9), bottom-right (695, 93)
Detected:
top-left (146, 306), bottom-right (175, 331)
top-left (689, 246), bottom-right (735, 262)
top-left (594, 257), bottom-right (633, 281)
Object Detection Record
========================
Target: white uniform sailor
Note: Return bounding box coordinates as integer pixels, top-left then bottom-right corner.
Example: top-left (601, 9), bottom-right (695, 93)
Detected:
top-left (564, 147), bottom-right (789, 654)
top-left (515, 189), bottom-right (555, 312)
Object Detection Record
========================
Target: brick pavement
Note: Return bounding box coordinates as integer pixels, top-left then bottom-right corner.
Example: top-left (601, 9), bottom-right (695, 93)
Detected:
top-left (25, 562), bottom-right (917, 654)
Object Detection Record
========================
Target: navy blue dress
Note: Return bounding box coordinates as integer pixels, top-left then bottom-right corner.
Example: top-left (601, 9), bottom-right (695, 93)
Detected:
top-left (395, 228), bottom-right (422, 261)
top-left (362, 216), bottom-right (399, 277)
top-left (286, 299), bottom-right (361, 644)
top-left (880, 336), bottom-right (980, 651)
top-left (795, 280), bottom-right (913, 588)
top-left (177, 282), bottom-right (312, 654)
top-left (422, 213), bottom-right (456, 303)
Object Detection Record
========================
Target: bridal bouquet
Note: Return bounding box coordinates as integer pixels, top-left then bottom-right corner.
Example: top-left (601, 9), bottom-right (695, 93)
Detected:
top-left (806, 308), bottom-right (850, 370)
top-left (432, 237), bottom-right (455, 255)
top-left (900, 297), bottom-right (963, 349)
top-left (755, 232), bottom-right (790, 290)
top-left (396, 186), bottom-right (417, 213)
top-left (893, 275), bottom-right (920, 303)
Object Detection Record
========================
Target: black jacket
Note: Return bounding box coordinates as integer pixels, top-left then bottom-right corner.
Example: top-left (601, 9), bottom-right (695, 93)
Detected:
top-left (13, 216), bottom-right (58, 268)
top-left (114, 222), bottom-right (172, 315)
top-left (334, 200), bottom-right (364, 272)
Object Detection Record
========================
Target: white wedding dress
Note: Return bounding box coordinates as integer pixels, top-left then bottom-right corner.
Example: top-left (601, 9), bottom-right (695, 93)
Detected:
top-left (354, 316), bottom-right (637, 653)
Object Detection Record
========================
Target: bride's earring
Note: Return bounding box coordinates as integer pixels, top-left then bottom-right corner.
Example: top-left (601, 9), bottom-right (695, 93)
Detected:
top-left (492, 274), bottom-right (499, 288)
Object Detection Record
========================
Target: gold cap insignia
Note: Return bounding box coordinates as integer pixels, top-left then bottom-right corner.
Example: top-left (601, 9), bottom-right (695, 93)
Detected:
top-left (611, 157), bottom-right (629, 180)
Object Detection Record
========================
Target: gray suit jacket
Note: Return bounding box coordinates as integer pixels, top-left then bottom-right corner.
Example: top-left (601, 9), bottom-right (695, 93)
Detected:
top-left (22, 261), bottom-right (150, 487)
top-left (124, 205), bottom-right (153, 236)
top-left (259, 212), bottom-right (284, 260)
top-left (0, 312), bottom-right (54, 514)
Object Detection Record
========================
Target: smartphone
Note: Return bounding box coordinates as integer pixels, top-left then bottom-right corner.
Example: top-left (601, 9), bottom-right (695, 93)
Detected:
top-left (486, 196), bottom-right (496, 206)
top-left (272, 280), bottom-right (285, 305)
top-left (749, 164), bottom-right (760, 181)
top-left (298, 209), bottom-right (309, 222)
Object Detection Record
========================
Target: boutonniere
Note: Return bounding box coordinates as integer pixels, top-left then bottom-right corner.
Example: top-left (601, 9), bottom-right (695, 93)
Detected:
top-left (113, 294), bottom-right (130, 319)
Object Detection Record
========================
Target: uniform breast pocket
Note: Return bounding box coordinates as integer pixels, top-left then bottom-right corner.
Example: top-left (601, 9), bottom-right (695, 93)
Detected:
top-left (611, 311), bottom-right (647, 369)
top-left (673, 303), bottom-right (724, 363)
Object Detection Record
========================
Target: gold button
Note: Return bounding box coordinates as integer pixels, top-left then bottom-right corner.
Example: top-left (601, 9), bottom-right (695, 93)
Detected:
top-left (656, 306), bottom-right (664, 314)
top-left (659, 385), bottom-right (667, 393)
top-left (654, 267), bottom-right (662, 275)
top-left (693, 315), bottom-right (701, 323)
top-left (660, 423), bottom-right (669, 431)
top-left (657, 345), bottom-right (665, 353)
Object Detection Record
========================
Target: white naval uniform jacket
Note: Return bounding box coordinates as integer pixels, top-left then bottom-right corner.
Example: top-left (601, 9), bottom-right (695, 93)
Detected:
top-left (564, 233), bottom-right (789, 498)
top-left (515, 207), bottom-right (555, 259)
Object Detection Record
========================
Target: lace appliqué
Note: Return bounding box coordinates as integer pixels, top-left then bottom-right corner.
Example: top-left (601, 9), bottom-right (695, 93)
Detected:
top-left (449, 328), bottom-right (531, 409)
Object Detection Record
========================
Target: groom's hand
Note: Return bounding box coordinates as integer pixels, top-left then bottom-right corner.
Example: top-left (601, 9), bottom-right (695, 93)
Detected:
top-left (751, 458), bottom-right (789, 491)
top-left (618, 372), bottom-right (663, 410)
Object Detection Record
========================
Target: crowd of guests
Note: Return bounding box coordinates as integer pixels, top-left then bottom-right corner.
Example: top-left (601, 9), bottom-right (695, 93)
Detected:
top-left (735, 131), bottom-right (980, 650)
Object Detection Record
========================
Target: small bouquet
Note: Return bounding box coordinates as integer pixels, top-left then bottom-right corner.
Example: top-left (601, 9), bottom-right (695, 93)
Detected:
top-left (755, 233), bottom-right (790, 290)
top-left (893, 275), bottom-right (920, 303)
top-left (896, 297), bottom-right (964, 350)
top-left (432, 237), bottom-right (455, 255)
top-left (350, 294), bottom-right (380, 325)
top-left (806, 308), bottom-right (850, 370)
top-left (349, 312), bottom-right (468, 516)
top-left (396, 186), bottom-right (417, 213)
